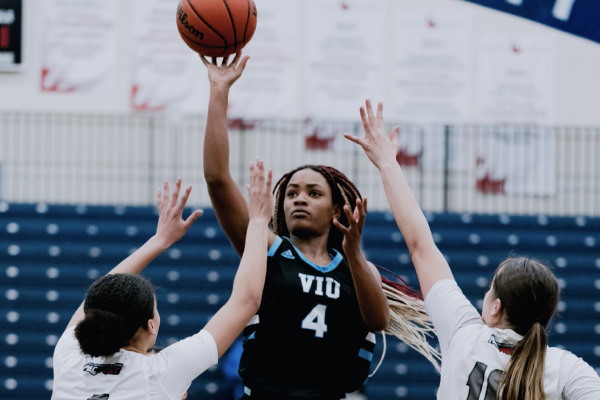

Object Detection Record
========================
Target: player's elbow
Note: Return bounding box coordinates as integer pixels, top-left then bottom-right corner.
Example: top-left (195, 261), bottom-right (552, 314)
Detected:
top-left (365, 309), bottom-right (390, 332)
top-left (204, 171), bottom-right (227, 188)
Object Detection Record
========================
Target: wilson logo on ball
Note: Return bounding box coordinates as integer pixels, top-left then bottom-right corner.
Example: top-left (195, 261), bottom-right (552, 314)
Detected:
top-left (177, 4), bottom-right (205, 41)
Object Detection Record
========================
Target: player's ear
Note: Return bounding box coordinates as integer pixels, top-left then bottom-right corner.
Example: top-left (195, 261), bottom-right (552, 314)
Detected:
top-left (491, 298), bottom-right (502, 317)
top-left (333, 204), bottom-right (341, 221)
top-left (148, 319), bottom-right (158, 335)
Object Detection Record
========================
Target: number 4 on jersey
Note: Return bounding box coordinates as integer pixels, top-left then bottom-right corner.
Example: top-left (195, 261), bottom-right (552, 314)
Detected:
top-left (301, 304), bottom-right (328, 338)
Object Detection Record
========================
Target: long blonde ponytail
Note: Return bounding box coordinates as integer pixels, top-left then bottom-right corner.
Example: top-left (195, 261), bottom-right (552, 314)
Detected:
top-left (381, 276), bottom-right (441, 372)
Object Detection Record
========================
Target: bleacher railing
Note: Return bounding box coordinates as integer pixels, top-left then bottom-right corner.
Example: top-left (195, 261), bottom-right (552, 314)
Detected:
top-left (0, 112), bottom-right (598, 216)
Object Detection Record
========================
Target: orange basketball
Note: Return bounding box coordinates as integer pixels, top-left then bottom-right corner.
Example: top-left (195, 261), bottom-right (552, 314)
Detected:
top-left (176, 0), bottom-right (257, 57)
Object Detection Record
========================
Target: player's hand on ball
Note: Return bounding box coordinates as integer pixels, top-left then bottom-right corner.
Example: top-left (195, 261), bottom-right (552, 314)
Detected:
top-left (332, 198), bottom-right (367, 258)
top-left (200, 51), bottom-right (250, 88)
top-left (345, 99), bottom-right (399, 170)
top-left (156, 178), bottom-right (203, 247)
top-left (247, 159), bottom-right (273, 223)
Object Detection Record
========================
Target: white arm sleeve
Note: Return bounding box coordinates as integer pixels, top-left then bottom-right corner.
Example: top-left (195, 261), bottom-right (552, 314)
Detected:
top-left (53, 326), bottom-right (81, 371)
top-left (559, 351), bottom-right (600, 400)
top-left (424, 279), bottom-right (482, 355)
top-left (154, 329), bottom-right (219, 399)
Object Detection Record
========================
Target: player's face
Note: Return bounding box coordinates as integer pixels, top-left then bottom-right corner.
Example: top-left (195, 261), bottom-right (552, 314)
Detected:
top-left (283, 169), bottom-right (339, 238)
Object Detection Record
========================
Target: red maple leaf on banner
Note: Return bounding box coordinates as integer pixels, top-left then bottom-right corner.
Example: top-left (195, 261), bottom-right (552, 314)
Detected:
top-left (305, 129), bottom-right (335, 150)
top-left (476, 173), bottom-right (506, 194)
top-left (130, 85), bottom-right (166, 112)
top-left (396, 147), bottom-right (421, 167)
top-left (41, 68), bottom-right (77, 92)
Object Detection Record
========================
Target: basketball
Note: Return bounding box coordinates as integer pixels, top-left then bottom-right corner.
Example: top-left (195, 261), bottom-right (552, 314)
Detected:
top-left (176, 0), bottom-right (257, 57)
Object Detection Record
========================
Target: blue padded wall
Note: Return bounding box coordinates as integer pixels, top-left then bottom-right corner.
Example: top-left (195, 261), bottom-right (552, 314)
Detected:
top-left (1, 203), bottom-right (599, 399)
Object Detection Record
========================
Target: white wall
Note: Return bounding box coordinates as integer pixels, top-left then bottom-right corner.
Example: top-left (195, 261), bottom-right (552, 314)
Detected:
top-left (0, 0), bottom-right (599, 125)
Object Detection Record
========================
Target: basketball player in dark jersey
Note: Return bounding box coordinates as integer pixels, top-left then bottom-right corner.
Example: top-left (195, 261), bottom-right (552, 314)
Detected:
top-left (200, 53), bottom-right (438, 399)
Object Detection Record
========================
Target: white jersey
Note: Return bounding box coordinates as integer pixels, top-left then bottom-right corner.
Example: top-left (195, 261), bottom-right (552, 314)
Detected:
top-left (425, 279), bottom-right (600, 400)
top-left (51, 327), bottom-right (218, 400)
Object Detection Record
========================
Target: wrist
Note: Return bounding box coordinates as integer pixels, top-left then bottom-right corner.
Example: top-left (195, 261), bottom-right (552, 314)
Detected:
top-left (378, 160), bottom-right (400, 173)
top-left (248, 217), bottom-right (271, 226)
top-left (148, 235), bottom-right (171, 252)
top-left (344, 247), bottom-right (365, 263)
top-left (210, 81), bottom-right (232, 91)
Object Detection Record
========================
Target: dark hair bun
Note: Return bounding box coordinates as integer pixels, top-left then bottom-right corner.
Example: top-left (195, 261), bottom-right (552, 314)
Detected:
top-left (75, 309), bottom-right (126, 357)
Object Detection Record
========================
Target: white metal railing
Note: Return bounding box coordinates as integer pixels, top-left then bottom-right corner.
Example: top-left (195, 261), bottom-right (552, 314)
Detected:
top-left (0, 112), bottom-right (598, 216)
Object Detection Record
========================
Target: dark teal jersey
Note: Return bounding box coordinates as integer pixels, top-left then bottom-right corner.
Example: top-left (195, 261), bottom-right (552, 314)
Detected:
top-left (239, 236), bottom-right (375, 399)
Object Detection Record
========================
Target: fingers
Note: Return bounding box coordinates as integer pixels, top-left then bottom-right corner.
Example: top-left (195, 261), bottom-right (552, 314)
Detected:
top-left (343, 133), bottom-right (365, 147)
top-left (376, 102), bottom-right (383, 121)
top-left (199, 55), bottom-right (209, 67)
top-left (236, 56), bottom-right (250, 73)
top-left (221, 56), bottom-right (229, 67)
top-left (163, 180), bottom-right (170, 205)
top-left (170, 177), bottom-right (182, 208)
top-left (390, 126), bottom-right (400, 147)
top-left (332, 218), bottom-right (348, 234)
top-left (365, 99), bottom-right (377, 127)
top-left (256, 159), bottom-right (265, 186)
top-left (342, 204), bottom-right (355, 225)
top-left (179, 184), bottom-right (193, 208)
top-left (266, 169), bottom-right (273, 193)
top-left (184, 209), bottom-right (203, 227)
top-left (363, 197), bottom-right (368, 214)
top-left (211, 57), bottom-right (218, 66)
top-left (249, 161), bottom-right (256, 188)
top-left (359, 107), bottom-right (371, 136)
top-left (230, 51), bottom-right (241, 67)
top-left (157, 189), bottom-right (163, 214)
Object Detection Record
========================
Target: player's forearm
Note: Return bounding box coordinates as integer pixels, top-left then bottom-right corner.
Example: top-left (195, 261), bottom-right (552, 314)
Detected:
top-left (230, 219), bottom-right (269, 310)
top-left (204, 84), bottom-right (233, 185)
top-left (378, 162), bottom-right (436, 256)
top-left (346, 251), bottom-right (390, 331)
top-left (109, 235), bottom-right (169, 275)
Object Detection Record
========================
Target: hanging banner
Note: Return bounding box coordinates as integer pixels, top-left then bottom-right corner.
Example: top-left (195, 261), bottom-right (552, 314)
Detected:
top-left (228, 0), bottom-right (300, 119)
top-left (0, 0), bottom-right (25, 71)
top-left (41, 0), bottom-right (118, 93)
top-left (130, 0), bottom-right (208, 112)
top-left (304, 0), bottom-right (385, 120)
top-left (476, 127), bottom-right (555, 195)
top-left (391, 9), bottom-right (473, 123)
top-left (461, 0), bottom-right (600, 44)
top-left (477, 35), bottom-right (554, 124)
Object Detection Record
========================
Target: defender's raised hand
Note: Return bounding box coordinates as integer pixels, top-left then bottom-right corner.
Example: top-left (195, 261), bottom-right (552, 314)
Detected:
top-left (156, 178), bottom-right (203, 247)
top-left (200, 51), bottom-right (250, 88)
top-left (345, 100), bottom-right (399, 170)
top-left (246, 159), bottom-right (273, 223)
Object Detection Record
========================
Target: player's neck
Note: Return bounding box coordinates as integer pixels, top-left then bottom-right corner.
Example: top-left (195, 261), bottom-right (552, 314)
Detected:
top-left (121, 343), bottom-right (147, 355)
top-left (288, 234), bottom-right (331, 265)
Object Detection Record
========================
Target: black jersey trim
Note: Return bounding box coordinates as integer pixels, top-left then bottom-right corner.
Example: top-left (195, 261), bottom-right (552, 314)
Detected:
top-left (283, 237), bottom-right (343, 273)
top-left (267, 236), bottom-right (283, 257)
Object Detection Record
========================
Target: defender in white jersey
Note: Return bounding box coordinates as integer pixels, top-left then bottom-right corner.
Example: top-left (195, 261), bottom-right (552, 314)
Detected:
top-left (52, 161), bottom-right (274, 400)
top-left (345, 99), bottom-right (600, 400)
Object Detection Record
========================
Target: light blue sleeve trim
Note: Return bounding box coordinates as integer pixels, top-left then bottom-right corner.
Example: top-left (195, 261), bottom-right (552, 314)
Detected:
top-left (267, 236), bottom-right (283, 257)
top-left (358, 348), bottom-right (373, 362)
top-left (284, 237), bottom-right (343, 273)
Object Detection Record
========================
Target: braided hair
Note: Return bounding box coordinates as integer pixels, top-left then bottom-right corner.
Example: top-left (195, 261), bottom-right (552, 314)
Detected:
top-left (272, 165), bottom-right (440, 372)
